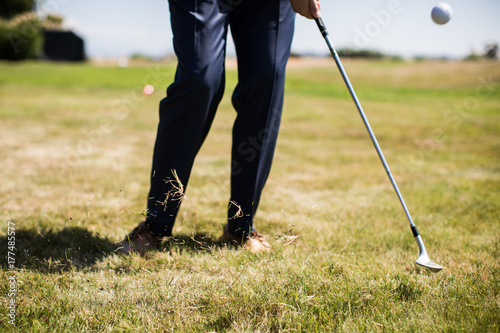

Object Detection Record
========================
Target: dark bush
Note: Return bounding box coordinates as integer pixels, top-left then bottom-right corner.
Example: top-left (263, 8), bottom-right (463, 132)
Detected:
top-left (0, 13), bottom-right (43, 60)
top-left (337, 48), bottom-right (385, 59)
top-left (0, 0), bottom-right (34, 19)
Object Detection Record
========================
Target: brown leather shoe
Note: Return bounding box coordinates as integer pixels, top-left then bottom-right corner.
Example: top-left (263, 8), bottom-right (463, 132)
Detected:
top-left (221, 224), bottom-right (271, 254)
top-left (120, 221), bottom-right (161, 254)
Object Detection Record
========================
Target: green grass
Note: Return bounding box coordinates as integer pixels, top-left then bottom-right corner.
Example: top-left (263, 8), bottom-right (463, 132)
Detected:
top-left (0, 58), bottom-right (499, 332)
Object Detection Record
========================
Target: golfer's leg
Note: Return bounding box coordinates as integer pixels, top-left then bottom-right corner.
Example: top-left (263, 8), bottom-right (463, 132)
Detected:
top-left (227, 0), bottom-right (295, 236)
top-left (147, 0), bottom-right (228, 237)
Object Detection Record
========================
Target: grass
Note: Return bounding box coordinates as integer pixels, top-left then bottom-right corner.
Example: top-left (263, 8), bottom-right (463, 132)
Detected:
top-left (0, 58), bottom-right (499, 332)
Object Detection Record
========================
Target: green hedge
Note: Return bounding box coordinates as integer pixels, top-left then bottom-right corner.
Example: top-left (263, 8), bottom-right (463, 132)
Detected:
top-left (0, 13), bottom-right (43, 60)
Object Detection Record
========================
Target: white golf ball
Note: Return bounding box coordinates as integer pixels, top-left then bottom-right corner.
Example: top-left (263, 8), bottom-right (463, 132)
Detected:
top-left (431, 3), bottom-right (452, 25)
top-left (117, 56), bottom-right (129, 68)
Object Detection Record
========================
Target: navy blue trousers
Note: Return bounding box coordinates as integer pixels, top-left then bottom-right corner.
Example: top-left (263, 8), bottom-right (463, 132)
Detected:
top-left (147, 0), bottom-right (296, 237)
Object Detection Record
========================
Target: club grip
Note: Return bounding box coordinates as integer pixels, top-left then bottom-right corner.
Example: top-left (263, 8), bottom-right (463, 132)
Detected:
top-left (315, 18), bottom-right (329, 37)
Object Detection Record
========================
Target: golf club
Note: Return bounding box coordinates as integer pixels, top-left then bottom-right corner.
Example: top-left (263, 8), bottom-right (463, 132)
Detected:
top-left (315, 17), bottom-right (443, 272)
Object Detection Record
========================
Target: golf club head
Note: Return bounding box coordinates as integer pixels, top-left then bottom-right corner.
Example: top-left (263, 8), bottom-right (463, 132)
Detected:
top-left (415, 235), bottom-right (443, 272)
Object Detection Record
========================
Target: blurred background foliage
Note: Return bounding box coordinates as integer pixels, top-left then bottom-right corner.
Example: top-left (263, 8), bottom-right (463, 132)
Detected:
top-left (0, 0), bottom-right (64, 60)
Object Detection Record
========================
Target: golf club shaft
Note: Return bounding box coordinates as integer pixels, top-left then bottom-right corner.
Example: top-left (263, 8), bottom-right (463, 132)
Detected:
top-left (315, 18), bottom-right (418, 232)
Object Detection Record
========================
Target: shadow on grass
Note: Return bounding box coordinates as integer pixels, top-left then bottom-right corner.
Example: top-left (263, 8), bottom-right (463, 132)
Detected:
top-left (0, 227), bottom-right (118, 273)
top-left (0, 227), bottom-right (228, 273)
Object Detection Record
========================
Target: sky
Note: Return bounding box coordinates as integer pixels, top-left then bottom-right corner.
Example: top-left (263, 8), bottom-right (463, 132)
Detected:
top-left (37, 0), bottom-right (500, 59)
